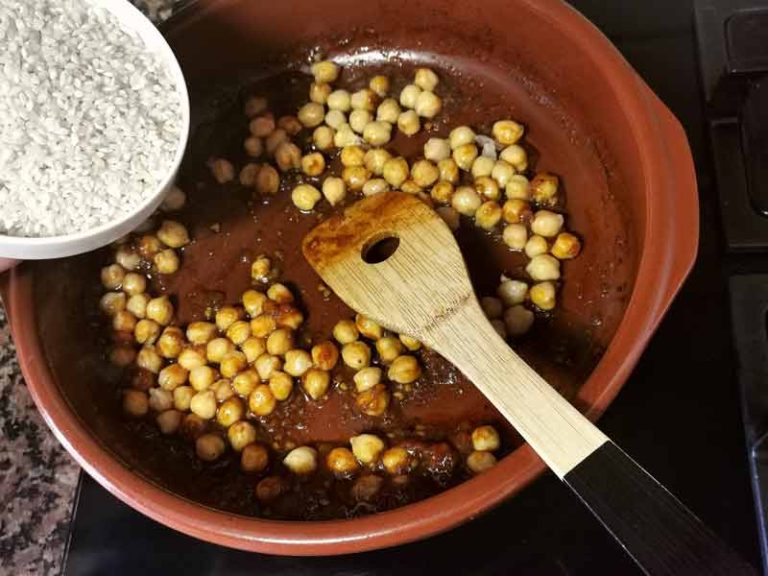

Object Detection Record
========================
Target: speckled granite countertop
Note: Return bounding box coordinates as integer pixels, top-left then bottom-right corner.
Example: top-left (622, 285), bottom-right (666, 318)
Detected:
top-left (0, 2), bottom-right (183, 574)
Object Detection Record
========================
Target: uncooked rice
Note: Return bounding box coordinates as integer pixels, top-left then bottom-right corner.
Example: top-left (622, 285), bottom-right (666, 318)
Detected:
top-left (0, 0), bottom-right (183, 237)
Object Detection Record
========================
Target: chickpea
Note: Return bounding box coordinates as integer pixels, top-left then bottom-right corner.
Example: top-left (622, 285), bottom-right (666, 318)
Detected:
top-left (492, 119), bottom-right (524, 145)
top-left (311, 341), bottom-right (339, 371)
top-left (148, 387), bottom-right (173, 412)
top-left (430, 181), bottom-right (454, 205)
top-left (353, 366), bottom-right (382, 392)
top-left (325, 109), bottom-right (347, 129)
top-left (415, 90), bottom-right (442, 118)
top-left (196, 433), bottom-right (226, 461)
top-left (467, 450), bottom-right (497, 473)
top-left (340, 145), bottom-right (365, 167)
top-left (327, 89), bottom-right (351, 112)
top-left (241, 443), bottom-right (269, 473)
top-left (502, 223), bottom-right (528, 251)
top-left (215, 306), bottom-right (243, 332)
top-left (162, 185), bottom-right (187, 211)
top-left (239, 163), bottom-right (261, 188)
top-left (322, 176), bottom-right (347, 206)
top-left (352, 474), bottom-right (384, 501)
top-left (303, 368), bottom-right (331, 400)
top-left (333, 319), bottom-right (359, 344)
top-left (382, 447), bottom-right (411, 475)
top-left (410, 159), bottom-right (439, 188)
top-left (504, 305), bottom-right (535, 336)
top-left (284, 446), bottom-right (318, 475)
top-left (137, 346), bottom-right (163, 374)
top-left (342, 341), bottom-right (371, 370)
top-left (531, 210), bottom-right (564, 238)
top-left (254, 353), bottom-right (282, 381)
top-left (313, 125), bottom-right (335, 151)
top-left (249, 114), bottom-right (275, 138)
top-left (452, 143), bottom-right (478, 171)
top-left (250, 256), bottom-right (272, 284)
top-left (151, 248), bottom-right (179, 275)
top-left (526, 254), bottom-right (561, 282)
top-left (112, 310), bottom-right (137, 333)
top-left (448, 126), bottom-right (475, 149)
top-left (226, 320), bottom-right (252, 346)
top-left (349, 109), bottom-right (372, 134)
top-left (100, 291), bottom-right (126, 316)
top-left (241, 336), bottom-right (267, 364)
top-left (310, 81), bottom-right (332, 104)
top-left (369, 75), bottom-right (390, 97)
top-left (134, 319), bottom-right (161, 345)
top-left (158, 364), bottom-right (188, 391)
top-left (120, 275), bottom-right (147, 301)
top-left (186, 322), bottom-right (216, 345)
top-left (211, 378), bottom-right (235, 403)
top-left (376, 98), bottom-right (401, 123)
top-left (190, 388), bottom-right (217, 419)
top-left (475, 177), bottom-right (501, 203)
top-left (256, 475), bottom-right (284, 501)
top-left (244, 136), bottom-right (264, 158)
top-left (189, 365), bottom-right (217, 391)
top-left (232, 369), bottom-right (259, 396)
top-left (283, 349), bottom-right (313, 377)
top-left (438, 159), bottom-right (460, 185)
top-left (244, 95), bottom-right (268, 118)
top-left (144, 296), bottom-right (172, 326)
top-left (173, 386), bottom-right (194, 411)
top-left (115, 245), bottom-right (140, 271)
top-left (451, 186), bottom-right (482, 216)
top-left (297, 102), bottom-right (325, 128)
top-left (326, 447), bottom-right (359, 477)
top-left (340, 166), bottom-right (368, 191)
top-left (530, 281), bottom-right (557, 311)
top-left (350, 434), bottom-right (385, 465)
top-left (255, 164), bottom-right (280, 195)
top-left (492, 160), bottom-right (515, 188)
top-left (356, 383), bottom-right (390, 416)
top-left (265, 129), bottom-right (289, 155)
top-left (178, 346), bottom-right (207, 371)
top-left (399, 84), bottom-right (422, 109)
top-left (355, 314), bottom-right (383, 340)
top-left (388, 355), bottom-right (421, 384)
top-left (363, 121), bottom-right (392, 146)
top-left (311, 60), bottom-right (339, 83)
top-left (398, 334), bottom-right (422, 351)
top-left (109, 346), bottom-right (135, 369)
top-left (228, 421), bottom-right (257, 452)
top-left (490, 319), bottom-right (507, 339)
top-left (275, 142), bottom-right (302, 172)
top-left (180, 413), bottom-right (206, 440)
top-left (402, 180), bottom-right (422, 195)
top-left (123, 389), bottom-right (148, 417)
top-left (364, 148), bottom-right (392, 176)
top-left (156, 409), bottom-right (182, 435)
top-left (474, 201), bottom-right (502, 230)
top-left (375, 336), bottom-right (403, 364)
top-left (249, 384), bottom-right (277, 416)
top-left (250, 314), bottom-right (277, 337)
top-left (268, 371), bottom-right (294, 401)
top-left (497, 278), bottom-right (529, 306)
top-left (382, 157), bottom-right (410, 188)
top-left (131, 369), bottom-right (155, 391)
top-left (220, 350), bottom-right (248, 379)
top-left (397, 110), bottom-right (420, 136)
top-left (266, 328), bottom-right (294, 356)
top-left (500, 144), bottom-right (528, 172)
top-left (301, 152), bottom-right (326, 177)
top-left (352, 89), bottom-right (380, 112)
top-left (551, 232), bottom-right (582, 259)
top-left (471, 425), bottom-right (501, 452)
top-left (156, 326), bottom-right (184, 359)
top-left (525, 235), bottom-right (549, 258)
top-left (502, 198), bottom-right (532, 224)
top-left (267, 284), bottom-right (293, 306)
top-left (472, 156), bottom-right (495, 179)
top-left (361, 178), bottom-right (390, 197)
top-left (277, 305), bottom-right (303, 330)
top-left (480, 296), bottom-right (503, 319)
top-left (137, 234), bottom-right (162, 259)
top-left (242, 289), bottom-right (267, 317)
top-left (208, 158), bottom-right (235, 184)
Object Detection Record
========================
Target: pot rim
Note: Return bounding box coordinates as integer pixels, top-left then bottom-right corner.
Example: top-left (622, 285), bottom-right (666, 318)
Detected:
top-left (5, 0), bottom-right (698, 555)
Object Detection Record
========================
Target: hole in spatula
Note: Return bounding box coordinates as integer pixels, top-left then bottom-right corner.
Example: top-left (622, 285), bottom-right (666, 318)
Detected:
top-left (362, 235), bottom-right (400, 264)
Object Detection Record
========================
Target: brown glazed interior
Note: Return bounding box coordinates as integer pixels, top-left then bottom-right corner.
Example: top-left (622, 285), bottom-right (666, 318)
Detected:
top-left (2, 0), bottom-right (698, 554)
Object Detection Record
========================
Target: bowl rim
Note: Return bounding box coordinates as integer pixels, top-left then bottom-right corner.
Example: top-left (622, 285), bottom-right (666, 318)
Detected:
top-left (0, 0), bottom-right (191, 260)
top-left (4, 0), bottom-right (698, 555)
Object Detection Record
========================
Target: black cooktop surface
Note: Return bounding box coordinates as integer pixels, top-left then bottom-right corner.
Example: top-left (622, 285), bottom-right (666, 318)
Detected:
top-left (62, 1), bottom-right (763, 574)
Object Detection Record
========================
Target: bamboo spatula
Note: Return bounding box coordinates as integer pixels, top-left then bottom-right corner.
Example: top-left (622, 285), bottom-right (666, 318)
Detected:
top-left (302, 191), bottom-right (753, 576)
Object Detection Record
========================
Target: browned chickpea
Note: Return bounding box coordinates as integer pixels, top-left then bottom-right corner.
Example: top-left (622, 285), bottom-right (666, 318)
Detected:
top-left (302, 368), bottom-right (330, 400)
top-left (180, 413), bottom-right (206, 440)
top-left (232, 368), bottom-right (260, 396)
top-left (275, 142), bottom-right (302, 172)
top-left (250, 314), bottom-right (277, 337)
top-left (265, 129), bottom-right (289, 156)
top-left (112, 310), bottom-right (137, 333)
top-left (475, 176), bottom-right (500, 201)
top-left (530, 172), bottom-right (559, 207)
top-left (137, 234), bottom-right (162, 259)
top-left (381, 447), bottom-right (412, 475)
top-left (156, 326), bottom-right (184, 359)
top-left (208, 158), bottom-right (235, 184)
top-left (249, 384), bottom-right (277, 416)
top-left (341, 145), bottom-right (366, 167)
top-left (276, 306), bottom-right (304, 330)
top-left (100, 291), bottom-right (126, 316)
top-left (266, 282), bottom-right (294, 304)
top-left (137, 346), bottom-right (163, 374)
top-left (101, 263), bottom-right (125, 290)
top-left (301, 152), bottom-right (326, 177)
top-left (255, 164), bottom-right (280, 195)
top-left (241, 337), bottom-right (267, 364)
top-left (502, 198), bottom-right (532, 224)
top-left (241, 443), bottom-right (270, 473)
top-left (131, 369), bottom-right (155, 391)
top-left (228, 420), bottom-right (257, 452)
top-left (551, 232), bottom-right (582, 260)
top-left (134, 319), bottom-right (161, 345)
top-left (342, 166), bottom-right (370, 191)
top-left (243, 136), bottom-right (264, 158)
top-left (249, 113), bottom-right (275, 138)
top-left (311, 341), bottom-right (339, 371)
top-left (355, 314), bottom-right (383, 340)
top-left (351, 475), bottom-right (384, 501)
top-left (186, 321), bottom-right (217, 345)
top-left (109, 345), bottom-right (136, 367)
top-left (239, 162), bottom-right (261, 187)
top-left (196, 433), bottom-right (226, 461)
top-left (326, 447), bottom-right (360, 477)
top-left (220, 350), bottom-right (248, 379)
top-left (177, 345), bottom-right (207, 371)
top-left (250, 256), bottom-right (272, 284)
top-left (268, 371), bottom-right (294, 401)
top-left (122, 389), bottom-right (148, 417)
top-left (277, 115), bottom-right (303, 135)
top-left (255, 476), bottom-right (284, 501)
top-left (355, 383), bottom-right (390, 416)
top-left (242, 289), bottom-right (267, 316)
top-left (226, 320), bottom-right (252, 346)
top-left (215, 306), bottom-right (244, 332)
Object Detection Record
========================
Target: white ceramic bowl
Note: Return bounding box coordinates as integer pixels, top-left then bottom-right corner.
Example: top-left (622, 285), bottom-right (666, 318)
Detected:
top-left (0, 0), bottom-right (190, 261)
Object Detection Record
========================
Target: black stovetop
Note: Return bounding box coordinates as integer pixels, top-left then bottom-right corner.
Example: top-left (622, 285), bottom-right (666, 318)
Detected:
top-left (62, 1), bottom-right (765, 574)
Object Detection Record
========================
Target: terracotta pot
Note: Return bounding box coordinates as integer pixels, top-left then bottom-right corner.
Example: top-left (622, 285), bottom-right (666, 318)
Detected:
top-left (1, 0), bottom-right (697, 555)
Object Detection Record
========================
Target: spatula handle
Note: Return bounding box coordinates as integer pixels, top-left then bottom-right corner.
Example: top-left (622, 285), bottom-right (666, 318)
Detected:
top-left (427, 302), bottom-right (754, 576)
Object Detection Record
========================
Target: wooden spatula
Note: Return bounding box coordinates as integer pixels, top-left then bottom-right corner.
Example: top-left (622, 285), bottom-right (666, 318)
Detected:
top-left (303, 191), bottom-right (753, 576)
